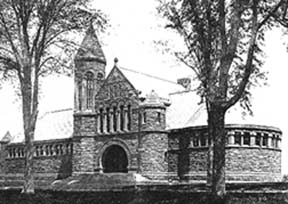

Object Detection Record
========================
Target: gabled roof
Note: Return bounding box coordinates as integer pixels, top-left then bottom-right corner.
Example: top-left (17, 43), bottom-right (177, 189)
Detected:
top-left (166, 90), bottom-right (262, 130)
top-left (75, 24), bottom-right (106, 63)
top-left (166, 90), bottom-right (206, 129)
top-left (95, 65), bottom-right (139, 100)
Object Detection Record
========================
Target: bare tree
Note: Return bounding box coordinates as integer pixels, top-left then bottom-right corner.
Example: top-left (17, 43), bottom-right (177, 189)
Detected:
top-left (0, 0), bottom-right (107, 194)
top-left (158, 0), bottom-right (288, 202)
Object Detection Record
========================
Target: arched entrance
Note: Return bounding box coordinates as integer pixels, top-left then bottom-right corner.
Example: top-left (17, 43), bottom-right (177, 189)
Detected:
top-left (102, 145), bottom-right (128, 173)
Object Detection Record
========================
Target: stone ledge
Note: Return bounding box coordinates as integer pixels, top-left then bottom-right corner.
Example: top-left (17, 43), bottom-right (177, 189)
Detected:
top-left (170, 124), bottom-right (282, 134)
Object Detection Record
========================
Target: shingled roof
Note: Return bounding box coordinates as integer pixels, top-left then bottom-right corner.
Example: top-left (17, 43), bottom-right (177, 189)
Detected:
top-left (7, 108), bottom-right (73, 143)
top-left (74, 24), bottom-right (106, 64)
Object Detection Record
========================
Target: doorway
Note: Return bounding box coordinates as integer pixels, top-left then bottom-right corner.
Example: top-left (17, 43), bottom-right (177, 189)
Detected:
top-left (102, 145), bottom-right (128, 173)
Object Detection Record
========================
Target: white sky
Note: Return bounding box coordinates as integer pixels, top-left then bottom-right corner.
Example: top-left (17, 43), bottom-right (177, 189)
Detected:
top-left (1, 0), bottom-right (288, 174)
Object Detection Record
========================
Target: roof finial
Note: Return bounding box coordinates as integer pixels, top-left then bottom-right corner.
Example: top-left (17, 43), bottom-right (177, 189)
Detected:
top-left (114, 57), bottom-right (119, 66)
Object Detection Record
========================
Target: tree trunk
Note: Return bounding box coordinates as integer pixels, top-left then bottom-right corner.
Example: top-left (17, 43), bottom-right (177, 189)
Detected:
top-left (20, 66), bottom-right (36, 194)
top-left (207, 104), bottom-right (226, 203)
top-left (22, 126), bottom-right (35, 194)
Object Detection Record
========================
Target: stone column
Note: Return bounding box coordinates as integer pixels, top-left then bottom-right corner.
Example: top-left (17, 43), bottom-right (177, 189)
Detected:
top-left (110, 112), bottom-right (114, 133)
top-left (268, 133), bottom-right (273, 148)
top-left (250, 131), bottom-right (256, 146)
top-left (103, 112), bottom-right (107, 134)
top-left (240, 131), bottom-right (244, 146)
top-left (227, 131), bottom-right (234, 145)
top-left (277, 135), bottom-right (281, 149)
top-left (99, 159), bottom-right (103, 173)
top-left (124, 109), bottom-right (128, 131)
top-left (117, 110), bottom-right (121, 132)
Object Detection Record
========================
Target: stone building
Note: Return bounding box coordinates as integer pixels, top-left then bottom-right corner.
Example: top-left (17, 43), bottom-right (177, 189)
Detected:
top-left (0, 25), bottom-right (282, 185)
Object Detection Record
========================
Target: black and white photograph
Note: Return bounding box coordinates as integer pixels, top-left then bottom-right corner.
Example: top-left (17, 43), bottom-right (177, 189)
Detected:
top-left (0, 0), bottom-right (288, 203)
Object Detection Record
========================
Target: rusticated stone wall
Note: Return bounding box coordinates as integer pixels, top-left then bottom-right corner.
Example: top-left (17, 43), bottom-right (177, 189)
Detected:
top-left (0, 142), bottom-right (8, 175)
top-left (73, 114), bottom-right (97, 137)
top-left (72, 137), bottom-right (95, 174)
top-left (72, 133), bottom-right (139, 175)
top-left (139, 132), bottom-right (168, 180)
top-left (168, 124), bottom-right (282, 182)
top-left (226, 147), bottom-right (281, 181)
top-left (138, 107), bottom-right (166, 131)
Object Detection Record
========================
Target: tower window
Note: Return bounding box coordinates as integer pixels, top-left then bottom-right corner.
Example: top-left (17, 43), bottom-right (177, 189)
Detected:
top-left (157, 112), bottom-right (161, 123)
top-left (113, 106), bottom-right (117, 132)
top-left (120, 105), bottom-right (124, 131)
top-left (143, 112), bottom-right (147, 124)
top-left (99, 108), bottom-right (104, 133)
top-left (97, 72), bottom-right (104, 79)
top-left (85, 71), bottom-right (94, 109)
top-left (106, 107), bottom-right (110, 133)
top-left (127, 105), bottom-right (131, 130)
top-left (77, 80), bottom-right (82, 111)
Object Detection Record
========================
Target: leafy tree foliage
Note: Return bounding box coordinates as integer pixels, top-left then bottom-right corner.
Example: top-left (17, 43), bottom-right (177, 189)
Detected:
top-left (158, 0), bottom-right (288, 201)
top-left (0, 0), bottom-right (107, 194)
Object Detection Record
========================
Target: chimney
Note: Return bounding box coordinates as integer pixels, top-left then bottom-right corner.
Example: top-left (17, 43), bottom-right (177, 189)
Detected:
top-left (177, 77), bottom-right (191, 90)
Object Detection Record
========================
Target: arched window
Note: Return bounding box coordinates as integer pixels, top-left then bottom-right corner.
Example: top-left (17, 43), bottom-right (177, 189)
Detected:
top-left (99, 108), bottom-right (104, 133)
top-left (120, 105), bottom-right (124, 131)
top-left (85, 71), bottom-right (94, 109)
top-left (77, 80), bottom-right (82, 111)
top-left (113, 106), bottom-right (117, 132)
top-left (106, 107), bottom-right (110, 133)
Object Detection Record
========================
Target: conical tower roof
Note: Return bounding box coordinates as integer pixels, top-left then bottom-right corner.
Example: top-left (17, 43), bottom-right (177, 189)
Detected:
top-left (75, 24), bottom-right (106, 64)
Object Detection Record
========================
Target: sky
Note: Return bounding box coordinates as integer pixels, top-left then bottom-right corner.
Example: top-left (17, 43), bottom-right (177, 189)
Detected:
top-left (1, 0), bottom-right (288, 173)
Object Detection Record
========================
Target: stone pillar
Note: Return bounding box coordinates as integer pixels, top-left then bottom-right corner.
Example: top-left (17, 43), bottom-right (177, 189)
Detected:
top-left (99, 160), bottom-right (103, 173)
top-left (117, 110), bottom-right (121, 132)
top-left (228, 131), bottom-right (235, 145)
top-left (250, 131), bottom-right (256, 146)
top-left (103, 112), bottom-right (107, 134)
top-left (268, 133), bottom-right (273, 148)
top-left (240, 131), bottom-right (244, 146)
top-left (81, 80), bottom-right (86, 111)
top-left (277, 136), bottom-right (281, 149)
top-left (110, 112), bottom-right (114, 133)
top-left (124, 109), bottom-right (128, 131)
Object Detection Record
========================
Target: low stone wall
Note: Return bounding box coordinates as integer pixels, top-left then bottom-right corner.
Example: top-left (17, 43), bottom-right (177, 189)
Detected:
top-left (168, 124), bottom-right (282, 182)
top-left (2, 138), bottom-right (72, 179)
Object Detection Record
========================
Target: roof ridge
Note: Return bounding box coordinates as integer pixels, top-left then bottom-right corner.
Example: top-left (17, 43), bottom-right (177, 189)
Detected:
top-left (119, 66), bottom-right (180, 86)
top-left (38, 108), bottom-right (73, 120)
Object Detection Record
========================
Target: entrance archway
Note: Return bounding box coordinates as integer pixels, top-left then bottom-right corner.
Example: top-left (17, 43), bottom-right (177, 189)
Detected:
top-left (102, 145), bottom-right (128, 173)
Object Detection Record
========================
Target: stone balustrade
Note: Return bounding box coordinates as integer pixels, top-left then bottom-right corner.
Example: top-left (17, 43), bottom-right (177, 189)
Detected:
top-left (6, 138), bottom-right (73, 159)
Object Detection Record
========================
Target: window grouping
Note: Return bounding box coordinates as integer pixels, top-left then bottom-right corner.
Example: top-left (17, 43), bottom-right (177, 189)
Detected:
top-left (192, 133), bottom-right (208, 147)
top-left (231, 131), bottom-right (280, 148)
top-left (7, 143), bottom-right (73, 158)
top-left (97, 104), bottom-right (132, 133)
